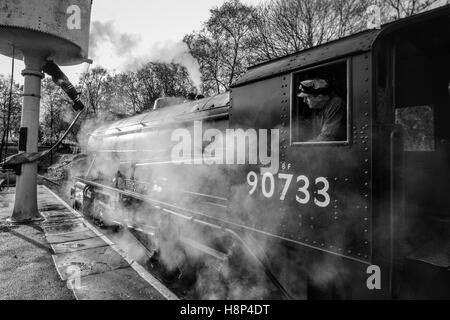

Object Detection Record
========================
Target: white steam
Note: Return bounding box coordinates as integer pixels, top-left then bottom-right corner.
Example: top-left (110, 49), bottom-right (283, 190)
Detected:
top-left (88, 20), bottom-right (202, 93)
top-left (146, 41), bottom-right (202, 92)
top-left (89, 20), bottom-right (141, 58)
top-left (124, 41), bottom-right (203, 93)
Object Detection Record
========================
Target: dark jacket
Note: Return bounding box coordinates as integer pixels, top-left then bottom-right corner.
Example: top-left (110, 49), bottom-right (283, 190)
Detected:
top-left (311, 94), bottom-right (346, 142)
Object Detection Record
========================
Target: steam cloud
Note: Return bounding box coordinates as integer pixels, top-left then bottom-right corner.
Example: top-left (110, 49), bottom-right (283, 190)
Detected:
top-left (89, 21), bottom-right (202, 93)
top-left (148, 41), bottom-right (202, 92)
top-left (128, 41), bottom-right (203, 93)
top-left (89, 20), bottom-right (141, 58)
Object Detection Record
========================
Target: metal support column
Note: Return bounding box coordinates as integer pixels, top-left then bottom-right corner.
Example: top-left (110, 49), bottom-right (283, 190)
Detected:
top-left (11, 53), bottom-right (45, 222)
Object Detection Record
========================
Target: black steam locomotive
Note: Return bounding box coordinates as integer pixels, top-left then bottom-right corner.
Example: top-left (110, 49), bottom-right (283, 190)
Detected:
top-left (71, 6), bottom-right (450, 299)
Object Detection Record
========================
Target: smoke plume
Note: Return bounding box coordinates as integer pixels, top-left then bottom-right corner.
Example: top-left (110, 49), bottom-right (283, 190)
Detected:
top-left (88, 20), bottom-right (202, 93)
top-left (128, 41), bottom-right (203, 92)
top-left (89, 20), bottom-right (141, 58)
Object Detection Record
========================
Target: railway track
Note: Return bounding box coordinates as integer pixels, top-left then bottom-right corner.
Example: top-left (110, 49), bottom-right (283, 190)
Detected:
top-left (81, 215), bottom-right (228, 300)
top-left (76, 207), bottom-right (285, 300)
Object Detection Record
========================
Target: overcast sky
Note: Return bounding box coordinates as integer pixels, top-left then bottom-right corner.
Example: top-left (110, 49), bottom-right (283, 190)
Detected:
top-left (0, 0), bottom-right (263, 85)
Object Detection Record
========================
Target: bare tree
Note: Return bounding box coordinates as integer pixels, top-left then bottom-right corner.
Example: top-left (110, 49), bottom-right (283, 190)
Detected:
top-left (185, 0), bottom-right (258, 94)
top-left (0, 76), bottom-right (22, 162)
top-left (250, 0), bottom-right (446, 62)
top-left (136, 62), bottom-right (195, 111)
top-left (40, 78), bottom-right (77, 160)
top-left (113, 72), bottom-right (145, 114)
top-left (79, 66), bottom-right (110, 115)
top-left (252, 0), bottom-right (370, 61)
top-left (378, 0), bottom-right (447, 20)
top-left (185, 31), bottom-right (227, 95)
top-left (40, 79), bottom-right (73, 143)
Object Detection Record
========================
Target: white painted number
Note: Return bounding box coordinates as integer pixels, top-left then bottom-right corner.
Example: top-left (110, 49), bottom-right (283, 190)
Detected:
top-left (67, 5), bottom-right (81, 30)
top-left (278, 174), bottom-right (293, 201)
top-left (247, 171), bottom-right (258, 195)
top-left (246, 171), bottom-right (331, 208)
top-left (262, 173), bottom-right (275, 198)
top-left (296, 175), bottom-right (310, 205)
top-left (314, 177), bottom-right (331, 208)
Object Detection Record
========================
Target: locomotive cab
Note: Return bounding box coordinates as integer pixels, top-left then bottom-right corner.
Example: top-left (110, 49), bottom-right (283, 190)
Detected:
top-left (229, 5), bottom-right (450, 299)
top-left (373, 7), bottom-right (450, 298)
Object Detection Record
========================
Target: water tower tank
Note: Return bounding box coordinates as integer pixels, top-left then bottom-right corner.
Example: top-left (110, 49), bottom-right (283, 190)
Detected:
top-left (0, 0), bottom-right (92, 65)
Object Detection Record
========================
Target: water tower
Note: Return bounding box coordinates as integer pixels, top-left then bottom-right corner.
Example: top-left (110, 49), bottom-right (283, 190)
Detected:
top-left (0, 0), bottom-right (92, 222)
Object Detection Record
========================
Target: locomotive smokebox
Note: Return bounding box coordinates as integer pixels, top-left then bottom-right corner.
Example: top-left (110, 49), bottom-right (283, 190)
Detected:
top-left (0, 0), bottom-right (92, 222)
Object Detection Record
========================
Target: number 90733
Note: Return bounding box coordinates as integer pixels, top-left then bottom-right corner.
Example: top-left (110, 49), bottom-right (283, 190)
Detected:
top-left (246, 171), bottom-right (331, 208)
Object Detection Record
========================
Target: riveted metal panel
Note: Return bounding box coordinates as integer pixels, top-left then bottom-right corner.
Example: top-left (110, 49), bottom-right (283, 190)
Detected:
top-left (229, 53), bottom-right (373, 264)
top-left (227, 76), bottom-right (290, 236)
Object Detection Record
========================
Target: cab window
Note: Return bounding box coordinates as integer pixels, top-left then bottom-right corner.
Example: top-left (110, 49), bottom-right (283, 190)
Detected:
top-left (292, 60), bottom-right (349, 144)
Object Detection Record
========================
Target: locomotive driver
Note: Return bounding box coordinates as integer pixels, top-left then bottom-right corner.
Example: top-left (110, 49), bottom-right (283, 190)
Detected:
top-left (298, 79), bottom-right (346, 142)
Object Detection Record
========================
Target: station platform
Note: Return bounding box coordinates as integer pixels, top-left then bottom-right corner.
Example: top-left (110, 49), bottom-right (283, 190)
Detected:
top-left (0, 185), bottom-right (178, 300)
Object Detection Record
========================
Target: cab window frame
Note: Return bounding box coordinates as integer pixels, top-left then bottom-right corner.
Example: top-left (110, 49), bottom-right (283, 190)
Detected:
top-left (290, 58), bottom-right (352, 146)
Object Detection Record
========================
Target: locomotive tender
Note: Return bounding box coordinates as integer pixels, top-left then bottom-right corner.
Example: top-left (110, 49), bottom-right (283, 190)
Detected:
top-left (72, 6), bottom-right (450, 299)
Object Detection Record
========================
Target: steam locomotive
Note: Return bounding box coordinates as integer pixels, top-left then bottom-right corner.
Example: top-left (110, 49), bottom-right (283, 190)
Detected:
top-left (71, 6), bottom-right (450, 299)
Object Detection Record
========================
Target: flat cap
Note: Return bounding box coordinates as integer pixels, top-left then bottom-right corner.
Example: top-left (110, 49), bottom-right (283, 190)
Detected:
top-left (298, 79), bottom-right (330, 97)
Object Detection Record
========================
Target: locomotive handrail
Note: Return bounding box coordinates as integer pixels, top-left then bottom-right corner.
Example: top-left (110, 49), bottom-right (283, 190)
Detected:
top-left (92, 93), bottom-right (230, 137)
top-left (75, 176), bottom-right (239, 228)
top-left (89, 110), bottom-right (230, 138)
top-left (389, 125), bottom-right (405, 299)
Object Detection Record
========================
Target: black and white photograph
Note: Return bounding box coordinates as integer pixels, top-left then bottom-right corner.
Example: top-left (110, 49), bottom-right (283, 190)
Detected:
top-left (0, 0), bottom-right (449, 309)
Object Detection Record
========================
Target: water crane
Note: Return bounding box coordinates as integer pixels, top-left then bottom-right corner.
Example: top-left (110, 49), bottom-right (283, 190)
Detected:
top-left (0, 0), bottom-right (92, 222)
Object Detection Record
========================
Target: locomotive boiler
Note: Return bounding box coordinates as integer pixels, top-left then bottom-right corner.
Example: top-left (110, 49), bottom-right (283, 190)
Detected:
top-left (72, 6), bottom-right (450, 299)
